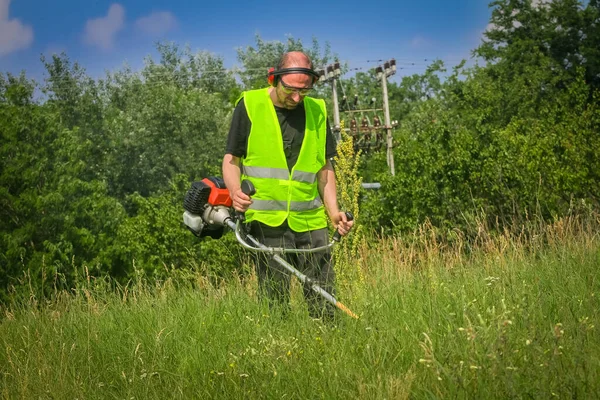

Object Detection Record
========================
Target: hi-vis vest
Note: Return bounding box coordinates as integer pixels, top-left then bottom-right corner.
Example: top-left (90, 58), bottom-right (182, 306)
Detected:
top-left (238, 87), bottom-right (328, 232)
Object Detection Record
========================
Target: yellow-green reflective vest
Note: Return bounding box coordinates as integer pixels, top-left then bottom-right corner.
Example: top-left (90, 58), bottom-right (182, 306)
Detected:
top-left (238, 88), bottom-right (328, 232)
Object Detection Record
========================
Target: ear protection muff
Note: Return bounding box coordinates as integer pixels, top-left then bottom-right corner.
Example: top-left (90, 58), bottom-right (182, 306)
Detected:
top-left (267, 67), bottom-right (277, 86)
top-left (267, 67), bottom-right (320, 87)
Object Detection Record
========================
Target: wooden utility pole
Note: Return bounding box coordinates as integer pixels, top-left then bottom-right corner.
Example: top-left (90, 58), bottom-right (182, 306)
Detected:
top-left (376, 59), bottom-right (397, 176)
top-left (318, 62), bottom-right (342, 142)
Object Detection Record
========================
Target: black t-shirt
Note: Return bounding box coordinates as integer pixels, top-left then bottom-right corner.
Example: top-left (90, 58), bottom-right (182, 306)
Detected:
top-left (225, 98), bottom-right (337, 172)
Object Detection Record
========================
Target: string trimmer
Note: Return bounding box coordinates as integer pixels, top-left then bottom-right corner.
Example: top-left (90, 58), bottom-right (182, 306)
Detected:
top-left (182, 177), bottom-right (358, 319)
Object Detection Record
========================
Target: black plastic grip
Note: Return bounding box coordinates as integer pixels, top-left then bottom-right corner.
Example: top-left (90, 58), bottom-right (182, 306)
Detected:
top-left (241, 180), bottom-right (256, 196)
top-left (236, 180), bottom-right (256, 222)
top-left (333, 211), bottom-right (354, 242)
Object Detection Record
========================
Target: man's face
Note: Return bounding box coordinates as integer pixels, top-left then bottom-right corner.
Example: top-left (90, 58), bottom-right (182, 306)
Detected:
top-left (274, 72), bottom-right (314, 109)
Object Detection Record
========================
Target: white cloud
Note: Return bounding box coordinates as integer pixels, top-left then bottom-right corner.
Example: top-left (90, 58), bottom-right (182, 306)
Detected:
top-left (83, 3), bottom-right (125, 50)
top-left (0, 0), bottom-right (34, 57)
top-left (135, 11), bottom-right (177, 36)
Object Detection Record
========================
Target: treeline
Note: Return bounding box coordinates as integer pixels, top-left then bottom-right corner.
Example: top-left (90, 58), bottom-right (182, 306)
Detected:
top-left (360, 0), bottom-right (600, 233)
top-left (0, 38), bottom-right (335, 303)
top-left (1, 0), bottom-right (599, 302)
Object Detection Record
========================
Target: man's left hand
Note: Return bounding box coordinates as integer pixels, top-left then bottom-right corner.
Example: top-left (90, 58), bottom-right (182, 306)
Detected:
top-left (333, 212), bottom-right (354, 237)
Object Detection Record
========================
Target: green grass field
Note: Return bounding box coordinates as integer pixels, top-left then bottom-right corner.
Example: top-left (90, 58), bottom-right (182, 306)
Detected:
top-left (1, 216), bottom-right (599, 399)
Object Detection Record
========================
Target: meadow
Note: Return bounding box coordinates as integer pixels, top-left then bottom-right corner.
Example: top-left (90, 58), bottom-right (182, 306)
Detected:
top-left (1, 214), bottom-right (599, 399)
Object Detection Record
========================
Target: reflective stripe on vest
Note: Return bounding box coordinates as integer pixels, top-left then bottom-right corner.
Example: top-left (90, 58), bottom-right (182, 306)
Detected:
top-left (242, 165), bottom-right (317, 184)
top-left (249, 198), bottom-right (323, 211)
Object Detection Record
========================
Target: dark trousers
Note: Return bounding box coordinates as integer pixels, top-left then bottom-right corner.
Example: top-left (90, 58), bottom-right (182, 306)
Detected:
top-left (249, 220), bottom-right (336, 319)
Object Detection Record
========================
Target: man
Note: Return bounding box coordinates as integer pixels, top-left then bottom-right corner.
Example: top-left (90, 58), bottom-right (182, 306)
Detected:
top-left (222, 51), bottom-right (353, 319)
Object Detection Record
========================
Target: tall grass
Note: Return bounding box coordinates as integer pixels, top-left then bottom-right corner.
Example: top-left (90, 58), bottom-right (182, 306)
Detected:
top-left (1, 214), bottom-right (599, 399)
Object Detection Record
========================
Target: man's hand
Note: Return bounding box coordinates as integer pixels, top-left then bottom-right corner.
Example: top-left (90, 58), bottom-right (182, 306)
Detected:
top-left (223, 154), bottom-right (253, 212)
top-left (231, 188), bottom-right (252, 212)
top-left (332, 211), bottom-right (354, 237)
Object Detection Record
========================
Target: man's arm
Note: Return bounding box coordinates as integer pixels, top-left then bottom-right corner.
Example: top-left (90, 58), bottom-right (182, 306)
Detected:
top-left (317, 160), bottom-right (353, 236)
top-left (222, 98), bottom-right (252, 212)
top-left (222, 154), bottom-right (252, 212)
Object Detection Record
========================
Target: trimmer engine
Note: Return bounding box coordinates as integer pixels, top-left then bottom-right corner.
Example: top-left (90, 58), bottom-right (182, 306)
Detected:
top-left (182, 177), bottom-right (233, 239)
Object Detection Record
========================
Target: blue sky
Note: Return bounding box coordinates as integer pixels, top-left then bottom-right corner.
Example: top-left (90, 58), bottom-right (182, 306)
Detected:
top-left (1, 0), bottom-right (494, 84)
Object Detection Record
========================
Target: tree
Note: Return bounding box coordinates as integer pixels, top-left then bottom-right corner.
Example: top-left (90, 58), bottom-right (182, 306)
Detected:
top-left (0, 73), bottom-right (125, 303)
top-left (477, 0), bottom-right (600, 98)
top-left (140, 42), bottom-right (239, 102)
top-left (101, 55), bottom-right (231, 199)
top-left (41, 53), bottom-right (109, 183)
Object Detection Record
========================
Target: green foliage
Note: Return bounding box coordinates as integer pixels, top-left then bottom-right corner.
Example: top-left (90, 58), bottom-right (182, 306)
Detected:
top-left (100, 178), bottom-right (191, 279)
top-left (1, 44), bottom-right (246, 302)
top-left (101, 174), bottom-right (248, 281)
top-left (337, 60), bottom-right (450, 183)
top-left (364, 62), bottom-right (600, 234)
top-left (333, 125), bottom-right (365, 285)
top-left (102, 71), bottom-right (229, 198)
top-left (140, 42), bottom-right (239, 102)
top-left (0, 78), bottom-right (125, 302)
top-left (478, 0), bottom-right (600, 95)
top-left (360, 0), bottom-right (600, 234)
top-left (2, 13), bottom-right (600, 302)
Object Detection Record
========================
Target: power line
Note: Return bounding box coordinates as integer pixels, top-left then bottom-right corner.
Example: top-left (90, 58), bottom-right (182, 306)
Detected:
top-left (23, 65), bottom-right (433, 89)
top-left (6, 57), bottom-right (472, 99)
top-left (7, 56), bottom-right (469, 84)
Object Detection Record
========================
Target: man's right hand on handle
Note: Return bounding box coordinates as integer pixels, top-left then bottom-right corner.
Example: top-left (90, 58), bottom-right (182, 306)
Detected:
top-left (232, 188), bottom-right (252, 212)
top-left (223, 154), bottom-right (253, 213)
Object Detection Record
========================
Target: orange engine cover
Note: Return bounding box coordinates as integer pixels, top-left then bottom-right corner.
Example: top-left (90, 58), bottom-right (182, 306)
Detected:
top-left (203, 178), bottom-right (232, 207)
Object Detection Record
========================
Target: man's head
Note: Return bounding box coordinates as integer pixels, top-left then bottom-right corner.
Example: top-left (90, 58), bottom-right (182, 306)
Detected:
top-left (269, 51), bottom-right (318, 109)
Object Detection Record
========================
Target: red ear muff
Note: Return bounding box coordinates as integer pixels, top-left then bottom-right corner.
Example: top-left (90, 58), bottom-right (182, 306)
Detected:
top-left (267, 67), bottom-right (276, 86)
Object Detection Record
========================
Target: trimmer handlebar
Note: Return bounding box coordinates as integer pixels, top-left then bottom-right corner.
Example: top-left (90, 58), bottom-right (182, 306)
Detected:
top-left (183, 177), bottom-right (359, 319)
top-left (238, 179), bottom-right (352, 249)
top-left (182, 177), bottom-right (353, 253)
